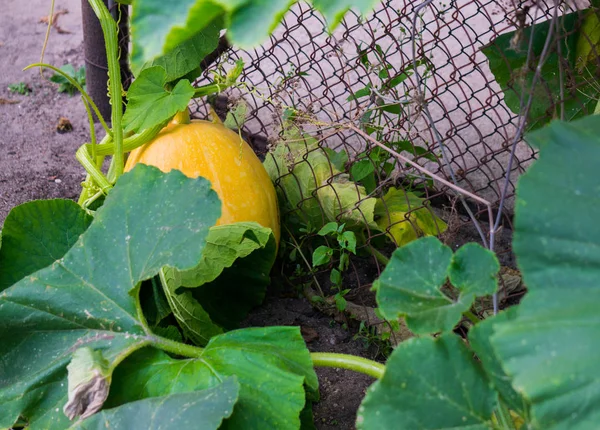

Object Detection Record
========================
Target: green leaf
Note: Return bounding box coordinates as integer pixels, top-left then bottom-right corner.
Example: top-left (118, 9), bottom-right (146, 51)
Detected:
top-left (448, 242), bottom-right (499, 297)
top-left (130, 0), bottom-right (224, 73)
top-left (72, 378), bottom-right (239, 429)
top-left (375, 238), bottom-right (497, 335)
top-left (160, 266), bottom-right (224, 346)
top-left (468, 309), bottom-right (529, 417)
top-left (330, 268), bottom-right (342, 286)
top-left (339, 231), bottom-right (357, 254)
top-left (0, 199), bottom-right (92, 291)
top-left (311, 0), bottom-right (380, 29)
top-left (389, 140), bottom-right (438, 162)
top-left (491, 115), bottom-right (600, 428)
top-left (133, 17), bottom-right (223, 81)
top-left (130, 0), bottom-right (379, 69)
top-left (122, 66), bottom-right (194, 133)
top-left (312, 245), bottom-right (333, 266)
top-left (374, 187), bottom-right (447, 247)
top-left (140, 276), bottom-right (173, 326)
top-left (575, 10), bottom-right (600, 72)
top-left (350, 159), bottom-right (375, 182)
top-left (376, 237), bottom-right (457, 334)
top-left (317, 221), bottom-right (338, 237)
top-left (173, 222), bottom-right (276, 334)
top-left (107, 327), bottom-right (318, 429)
top-left (357, 334), bottom-right (495, 429)
top-left (0, 165), bottom-right (221, 428)
top-left (347, 84), bottom-right (372, 101)
top-left (482, 11), bottom-right (599, 130)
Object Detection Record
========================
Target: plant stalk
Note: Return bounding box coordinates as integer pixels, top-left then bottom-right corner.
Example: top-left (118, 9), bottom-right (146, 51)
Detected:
top-left (311, 352), bottom-right (385, 379)
top-left (150, 335), bottom-right (205, 358)
top-left (88, 0), bottom-right (124, 178)
top-left (494, 400), bottom-right (517, 430)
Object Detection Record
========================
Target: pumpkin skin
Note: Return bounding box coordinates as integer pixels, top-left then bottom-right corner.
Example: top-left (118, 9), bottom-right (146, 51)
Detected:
top-left (125, 118), bottom-right (280, 244)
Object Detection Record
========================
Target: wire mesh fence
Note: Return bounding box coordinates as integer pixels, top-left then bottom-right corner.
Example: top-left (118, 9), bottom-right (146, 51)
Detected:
top-left (189, 0), bottom-right (595, 314)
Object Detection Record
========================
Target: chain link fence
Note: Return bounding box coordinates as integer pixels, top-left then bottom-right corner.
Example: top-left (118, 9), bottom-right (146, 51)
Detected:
top-left (190, 0), bottom-right (594, 313)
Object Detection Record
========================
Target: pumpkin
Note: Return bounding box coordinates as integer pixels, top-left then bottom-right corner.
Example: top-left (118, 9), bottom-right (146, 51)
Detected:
top-left (125, 111), bottom-right (280, 244)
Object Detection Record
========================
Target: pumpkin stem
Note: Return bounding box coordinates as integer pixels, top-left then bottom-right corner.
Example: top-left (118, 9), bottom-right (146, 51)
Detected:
top-left (171, 109), bottom-right (191, 125)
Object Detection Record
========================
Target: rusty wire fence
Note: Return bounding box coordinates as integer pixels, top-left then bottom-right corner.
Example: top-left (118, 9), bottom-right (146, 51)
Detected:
top-left (190, 0), bottom-right (596, 313)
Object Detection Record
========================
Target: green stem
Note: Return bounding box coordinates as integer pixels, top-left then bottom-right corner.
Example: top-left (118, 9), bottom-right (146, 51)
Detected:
top-left (76, 146), bottom-right (112, 193)
top-left (86, 121), bottom-right (166, 156)
top-left (81, 96), bottom-right (98, 160)
top-left (24, 63), bottom-right (111, 136)
top-left (150, 335), bottom-right (205, 358)
top-left (494, 400), bottom-right (517, 430)
top-left (88, 0), bottom-right (124, 178)
top-left (464, 310), bottom-right (481, 325)
top-left (310, 352), bottom-right (385, 379)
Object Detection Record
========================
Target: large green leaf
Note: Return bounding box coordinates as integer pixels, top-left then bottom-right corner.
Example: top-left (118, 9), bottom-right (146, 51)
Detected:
top-left (491, 115), bottom-right (600, 428)
top-left (106, 327), bottom-right (319, 429)
top-left (469, 309), bottom-right (529, 417)
top-left (122, 66), bottom-right (194, 133)
top-left (0, 165), bottom-right (221, 428)
top-left (130, 0), bottom-right (380, 72)
top-left (357, 334), bottom-right (496, 429)
top-left (132, 17), bottom-right (223, 81)
top-left (0, 199), bottom-right (92, 292)
top-left (482, 11), bottom-right (598, 131)
top-left (376, 237), bottom-right (498, 334)
top-left (162, 222), bottom-right (276, 345)
top-left (72, 378), bottom-right (239, 429)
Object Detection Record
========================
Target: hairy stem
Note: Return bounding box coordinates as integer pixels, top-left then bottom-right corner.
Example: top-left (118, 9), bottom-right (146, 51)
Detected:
top-left (88, 0), bottom-right (124, 178)
top-left (311, 352), bottom-right (385, 379)
top-left (150, 335), bottom-right (205, 358)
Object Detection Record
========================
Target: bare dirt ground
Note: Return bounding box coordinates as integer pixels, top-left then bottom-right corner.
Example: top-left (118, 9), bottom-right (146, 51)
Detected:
top-left (1, 0), bottom-right (88, 224)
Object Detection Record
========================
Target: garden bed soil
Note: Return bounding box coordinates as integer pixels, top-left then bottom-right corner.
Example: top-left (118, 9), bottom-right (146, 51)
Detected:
top-left (0, 2), bottom-right (518, 429)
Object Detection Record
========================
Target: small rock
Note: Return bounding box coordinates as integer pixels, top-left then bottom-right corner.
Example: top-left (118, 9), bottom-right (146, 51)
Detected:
top-left (55, 178), bottom-right (62, 184)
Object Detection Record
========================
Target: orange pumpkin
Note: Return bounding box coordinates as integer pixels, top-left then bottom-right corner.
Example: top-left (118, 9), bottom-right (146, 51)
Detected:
top-left (125, 111), bottom-right (280, 244)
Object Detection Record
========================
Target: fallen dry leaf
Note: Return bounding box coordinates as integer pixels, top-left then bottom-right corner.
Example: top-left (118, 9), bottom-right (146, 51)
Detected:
top-left (0, 98), bottom-right (20, 105)
top-left (56, 117), bottom-right (73, 133)
top-left (39, 9), bottom-right (72, 34)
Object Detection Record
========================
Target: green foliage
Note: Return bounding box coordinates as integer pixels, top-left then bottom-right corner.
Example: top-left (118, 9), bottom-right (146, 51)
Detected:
top-left (7, 81), bottom-right (31, 95)
top-left (72, 378), bottom-right (239, 429)
top-left (359, 114), bottom-right (600, 429)
top-left (375, 237), bottom-right (499, 334)
top-left (107, 327), bottom-right (318, 429)
top-left (122, 66), bottom-right (195, 133)
top-left (0, 167), bottom-right (319, 428)
top-left (491, 115), bottom-right (600, 428)
top-left (164, 222), bottom-right (277, 345)
top-left (482, 10), bottom-right (600, 130)
top-left (131, 17), bottom-right (223, 81)
top-left (0, 199), bottom-right (92, 291)
top-left (50, 64), bottom-right (86, 95)
top-left (0, 165), bottom-right (221, 428)
top-left (358, 334), bottom-right (496, 429)
top-left (312, 222), bottom-right (357, 311)
top-left (129, 0), bottom-right (381, 71)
